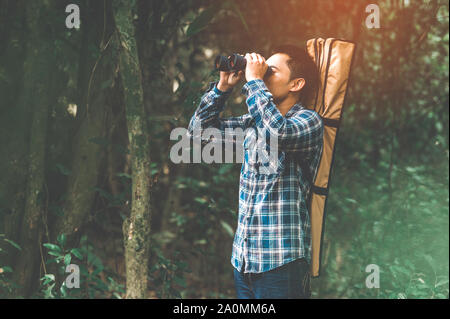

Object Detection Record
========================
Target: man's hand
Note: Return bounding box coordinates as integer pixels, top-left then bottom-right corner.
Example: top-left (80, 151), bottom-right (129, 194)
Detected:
top-left (217, 70), bottom-right (244, 92)
top-left (245, 52), bottom-right (268, 82)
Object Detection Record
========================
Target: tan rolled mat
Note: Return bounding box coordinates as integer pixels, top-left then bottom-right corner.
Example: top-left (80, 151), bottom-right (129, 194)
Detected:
top-left (303, 38), bottom-right (356, 277)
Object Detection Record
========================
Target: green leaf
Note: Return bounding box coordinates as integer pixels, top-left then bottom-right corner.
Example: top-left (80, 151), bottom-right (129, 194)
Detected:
top-left (4, 239), bottom-right (21, 251)
top-left (40, 274), bottom-right (55, 283)
top-left (194, 239), bottom-right (207, 245)
top-left (60, 282), bottom-right (68, 297)
top-left (71, 248), bottom-right (83, 260)
top-left (220, 220), bottom-right (234, 238)
top-left (43, 243), bottom-right (61, 252)
top-left (186, 5), bottom-right (220, 37)
top-left (116, 173), bottom-right (132, 179)
top-left (397, 292), bottom-right (407, 299)
top-left (435, 279), bottom-right (449, 288)
top-left (64, 253), bottom-right (72, 266)
top-left (1, 266), bottom-right (13, 273)
top-left (57, 234), bottom-right (66, 247)
top-left (48, 251), bottom-right (62, 257)
top-left (194, 197), bottom-right (207, 205)
top-left (43, 283), bottom-right (56, 298)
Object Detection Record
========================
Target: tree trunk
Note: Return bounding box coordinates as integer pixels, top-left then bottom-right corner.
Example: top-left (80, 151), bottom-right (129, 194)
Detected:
top-left (0, 0), bottom-right (30, 271)
top-left (52, 1), bottom-right (117, 245)
top-left (12, 0), bottom-right (53, 297)
top-left (113, 0), bottom-right (153, 299)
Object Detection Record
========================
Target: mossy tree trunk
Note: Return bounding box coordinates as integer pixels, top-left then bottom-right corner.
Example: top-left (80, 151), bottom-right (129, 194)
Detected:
top-left (113, 0), bottom-right (153, 299)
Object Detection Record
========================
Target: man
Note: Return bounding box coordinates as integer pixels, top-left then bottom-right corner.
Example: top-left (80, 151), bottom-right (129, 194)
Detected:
top-left (187, 44), bottom-right (323, 299)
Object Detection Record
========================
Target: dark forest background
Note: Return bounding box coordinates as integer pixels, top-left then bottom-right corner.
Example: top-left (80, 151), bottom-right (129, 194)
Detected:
top-left (0, 0), bottom-right (448, 299)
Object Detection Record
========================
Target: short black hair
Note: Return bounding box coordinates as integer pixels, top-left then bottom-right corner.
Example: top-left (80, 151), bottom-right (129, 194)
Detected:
top-left (270, 44), bottom-right (319, 105)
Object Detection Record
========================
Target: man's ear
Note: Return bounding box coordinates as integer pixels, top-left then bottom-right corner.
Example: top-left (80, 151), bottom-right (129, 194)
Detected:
top-left (290, 78), bottom-right (305, 93)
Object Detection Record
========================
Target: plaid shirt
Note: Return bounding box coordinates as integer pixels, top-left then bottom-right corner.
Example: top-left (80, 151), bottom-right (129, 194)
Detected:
top-left (187, 79), bottom-right (323, 273)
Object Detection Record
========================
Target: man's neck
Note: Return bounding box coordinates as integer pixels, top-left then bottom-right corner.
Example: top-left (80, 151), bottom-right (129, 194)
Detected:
top-left (275, 96), bottom-right (298, 117)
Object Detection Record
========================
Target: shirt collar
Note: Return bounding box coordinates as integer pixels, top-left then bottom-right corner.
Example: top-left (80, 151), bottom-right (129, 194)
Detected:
top-left (284, 103), bottom-right (304, 118)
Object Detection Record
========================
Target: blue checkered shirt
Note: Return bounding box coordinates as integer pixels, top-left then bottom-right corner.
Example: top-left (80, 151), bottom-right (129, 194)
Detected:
top-left (187, 79), bottom-right (323, 273)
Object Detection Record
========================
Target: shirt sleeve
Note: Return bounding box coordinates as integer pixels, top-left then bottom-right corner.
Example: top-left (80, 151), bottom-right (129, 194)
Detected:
top-left (187, 81), bottom-right (252, 145)
top-left (241, 79), bottom-right (323, 157)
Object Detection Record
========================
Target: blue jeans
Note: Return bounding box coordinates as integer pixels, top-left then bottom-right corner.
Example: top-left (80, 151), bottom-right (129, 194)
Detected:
top-left (233, 258), bottom-right (311, 299)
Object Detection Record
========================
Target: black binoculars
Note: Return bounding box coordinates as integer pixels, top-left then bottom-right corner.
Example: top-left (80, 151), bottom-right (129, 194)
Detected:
top-left (215, 54), bottom-right (246, 72)
top-left (214, 53), bottom-right (272, 76)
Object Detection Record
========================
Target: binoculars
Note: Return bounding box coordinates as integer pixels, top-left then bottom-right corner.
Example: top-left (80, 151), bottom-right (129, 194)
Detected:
top-left (214, 53), bottom-right (273, 76)
top-left (215, 54), bottom-right (246, 72)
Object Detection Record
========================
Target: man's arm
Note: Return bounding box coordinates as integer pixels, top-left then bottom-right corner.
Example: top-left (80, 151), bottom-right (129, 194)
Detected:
top-left (187, 80), bottom-right (251, 145)
top-left (242, 79), bottom-right (323, 158)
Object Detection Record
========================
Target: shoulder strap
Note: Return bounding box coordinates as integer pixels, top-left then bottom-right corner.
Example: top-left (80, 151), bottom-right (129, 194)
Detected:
top-left (285, 154), bottom-right (328, 204)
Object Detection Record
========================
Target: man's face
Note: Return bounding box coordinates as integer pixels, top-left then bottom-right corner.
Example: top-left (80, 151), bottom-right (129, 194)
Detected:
top-left (264, 53), bottom-right (295, 104)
